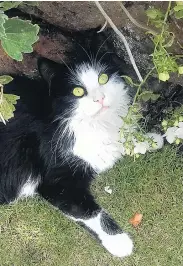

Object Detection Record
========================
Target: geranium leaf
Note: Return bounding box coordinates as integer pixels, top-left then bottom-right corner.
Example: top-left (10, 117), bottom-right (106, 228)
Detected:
top-left (23, 1), bottom-right (39, 7)
top-left (0, 93), bottom-right (20, 122)
top-left (0, 13), bottom-right (8, 38)
top-left (0, 1), bottom-right (22, 11)
top-left (0, 75), bottom-right (13, 85)
top-left (1, 18), bottom-right (39, 61)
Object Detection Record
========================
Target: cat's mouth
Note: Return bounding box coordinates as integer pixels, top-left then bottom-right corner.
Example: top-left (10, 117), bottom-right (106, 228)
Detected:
top-left (101, 106), bottom-right (109, 111)
top-left (94, 105), bottom-right (109, 117)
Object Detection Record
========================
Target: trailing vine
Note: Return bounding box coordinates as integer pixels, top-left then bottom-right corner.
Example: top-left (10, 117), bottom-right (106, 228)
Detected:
top-left (96, 1), bottom-right (183, 157)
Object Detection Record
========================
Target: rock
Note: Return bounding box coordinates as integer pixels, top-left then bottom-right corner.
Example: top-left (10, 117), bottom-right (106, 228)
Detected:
top-left (18, 1), bottom-right (129, 31)
top-left (0, 1), bottom-right (182, 88)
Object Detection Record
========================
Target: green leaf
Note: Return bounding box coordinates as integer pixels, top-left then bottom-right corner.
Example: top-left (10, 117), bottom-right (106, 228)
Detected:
top-left (138, 91), bottom-right (160, 102)
top-left (121, 75), bottom-right (139, 87)
top-left (0, 75), bottom-right (13, 85)
top-left (150, 93), bottom-right (160, 101)
top-left (164, 33), bottom-right (175, 48)
top-left (152, 20), bottom-right (164, 29)
top-left (0, 93), bottom-right (20, 122)
top-left (178, 66), bottom-right (183, 74)
top-left (175, 9), bottom-right (183, 19)
top-left (23, 1), bottom-right (39, 7)
top-left (1, 18), bottom-right (39, 61)
top-left (131, 103), bottom-right (141, 113)
top-left (158, 72), bottom-right (170, 82)
top-left (146, 8), bottom-right (164, 20)
top-left (176, 1), bottom-right (183, 6)
top-left (0, 1), bottom-right (22, 11)
top-left (174, 5), bottom-right (183, 11)
top-left (0, 13), bottom-right (8, 38)
top-left (138, 91), bottom-right (153, 102)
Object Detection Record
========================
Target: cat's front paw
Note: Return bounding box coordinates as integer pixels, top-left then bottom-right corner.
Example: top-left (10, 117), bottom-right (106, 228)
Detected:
top-left (101, 232), bottom-right (133, 258)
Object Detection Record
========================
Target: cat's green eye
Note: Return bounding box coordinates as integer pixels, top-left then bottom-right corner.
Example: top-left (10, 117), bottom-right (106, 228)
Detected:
top-left (98, 73), bottom-right (109, 85)
top-left (73, 87), bottom-right (84, 97)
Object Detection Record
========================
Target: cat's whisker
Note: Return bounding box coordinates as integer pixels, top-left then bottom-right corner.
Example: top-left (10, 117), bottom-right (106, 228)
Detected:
top-left (77, 43), bottom-right (94, 66)
top-left (56, 53), bottom-right (76, 76)
top-left (98, 51), bottom-right (114, 65)
top-left (94, 33), bottom-right (112, 65)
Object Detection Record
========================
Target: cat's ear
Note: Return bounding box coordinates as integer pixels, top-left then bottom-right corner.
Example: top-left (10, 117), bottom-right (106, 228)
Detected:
top-left (37, 58), bottom-right (59, 85)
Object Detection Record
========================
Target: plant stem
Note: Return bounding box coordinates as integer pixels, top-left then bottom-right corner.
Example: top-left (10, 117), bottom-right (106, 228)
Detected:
top-left (95, 1), bottom-right (143, 82)
top-left (153, 1), bottom-right (172, 65)
top-left (132, 67), bottom-right (156, 105)
top-left (155, 0), bottom-right (171, 50)
top-left (119, 2), bottom-right (158, 35)
top-left (123, 67), bottom-right (155, 128)
top-left (161, 1), bottom-right (172, 36)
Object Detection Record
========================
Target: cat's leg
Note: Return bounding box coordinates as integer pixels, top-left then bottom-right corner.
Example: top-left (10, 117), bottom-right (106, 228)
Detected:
top-left (38, 183), bottom-right (133, 258)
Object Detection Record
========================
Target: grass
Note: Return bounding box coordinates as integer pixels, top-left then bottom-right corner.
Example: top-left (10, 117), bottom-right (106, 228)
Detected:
top-left (0, 146), bottom-right (183, 266)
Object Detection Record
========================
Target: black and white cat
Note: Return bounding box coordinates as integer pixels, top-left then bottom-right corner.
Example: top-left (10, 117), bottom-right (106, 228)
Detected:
top-left (0, 37), bottom-right (163, 257)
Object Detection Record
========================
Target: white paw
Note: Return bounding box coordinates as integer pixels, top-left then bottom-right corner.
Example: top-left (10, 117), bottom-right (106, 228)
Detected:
top-left (101, 233), bottom-right (133, 257)
top-left (146, 133), bottom-right (164, 151)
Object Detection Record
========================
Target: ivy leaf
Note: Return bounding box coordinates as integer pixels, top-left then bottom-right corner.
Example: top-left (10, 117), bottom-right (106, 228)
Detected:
top-left (146, 8), bottom-right (164, 20)
top-left (138, 91), bottom-right (160, 102)
top-left (174, 5), bottom-right (183, 12)
top-left (150, 93), bottom-right (160, 101)
top-left (0, 1), bottom-right (22, 11)
top-left (152, 19), bottom-right (164, 29)
top-left (1, 18), bottom-right (39, 61)
top-left (0, 13), bottom-right (8, 38)
top-left (138, 91), bottom-right (152, 102)
top-left (0, 93), bottom-right (20, 122)
top-left (175, 9), bottom-right (183, 19)
top-left (121, 75), bottom-right (139, 87)
top-left (0, 75), bottom-right (13, 85)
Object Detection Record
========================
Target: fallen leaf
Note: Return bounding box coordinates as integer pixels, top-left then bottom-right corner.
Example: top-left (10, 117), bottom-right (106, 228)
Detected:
top-left (129, 213), bottom-right (143, 228)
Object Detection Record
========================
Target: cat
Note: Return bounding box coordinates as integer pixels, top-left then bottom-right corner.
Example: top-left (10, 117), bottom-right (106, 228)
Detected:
top-left (0, 37), bottom-right (163, 257)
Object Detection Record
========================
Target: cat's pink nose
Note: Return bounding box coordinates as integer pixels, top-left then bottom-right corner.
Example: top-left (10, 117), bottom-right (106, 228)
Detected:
top-left (94, 96), bottom-right (105, 105)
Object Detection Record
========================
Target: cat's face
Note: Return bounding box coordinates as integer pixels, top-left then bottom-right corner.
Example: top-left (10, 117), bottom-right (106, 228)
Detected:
top-left (38, 58), bottom-right (130, 120)
top-left (69, 62), bottom-right (129, 118)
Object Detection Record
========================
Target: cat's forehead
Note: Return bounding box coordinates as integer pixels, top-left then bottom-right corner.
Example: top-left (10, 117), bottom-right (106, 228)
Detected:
top-left (71, 63), bottom-right (108, 87)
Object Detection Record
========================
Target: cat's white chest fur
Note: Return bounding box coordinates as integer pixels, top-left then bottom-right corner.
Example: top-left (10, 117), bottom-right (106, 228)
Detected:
top-left (71, 111), bottom-right (125, 173)
top-left (67, 64), bottom-right (130, 173)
